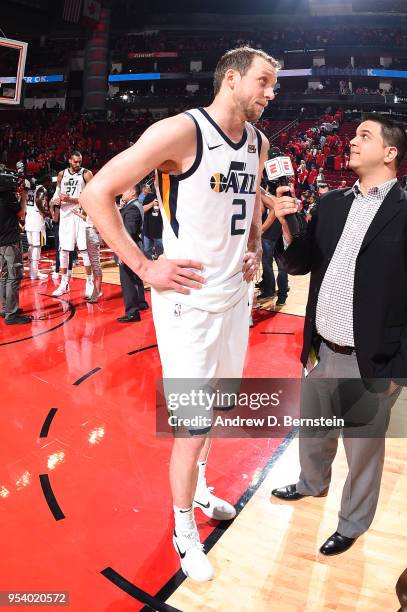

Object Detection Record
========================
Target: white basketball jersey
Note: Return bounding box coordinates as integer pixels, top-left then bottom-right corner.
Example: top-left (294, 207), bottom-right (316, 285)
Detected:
top-left (25, 185), bottom-right (46, 232)
top-left (155, 107), bottom-right (262, 313)
top-left (60, 168), bottom-right (87, 218)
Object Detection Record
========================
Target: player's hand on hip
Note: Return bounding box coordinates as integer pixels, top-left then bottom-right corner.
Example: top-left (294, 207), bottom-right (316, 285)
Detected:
top-left (242, 248), bottom-right (261, 282)
top-left (274, 185), bottom-right (298, 244)
top-left (144, 258), bottom-right (205, 294)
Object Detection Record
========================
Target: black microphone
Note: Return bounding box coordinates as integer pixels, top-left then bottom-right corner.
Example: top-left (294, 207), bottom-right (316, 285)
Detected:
top-left (264, 147), bottom-right (303, 238)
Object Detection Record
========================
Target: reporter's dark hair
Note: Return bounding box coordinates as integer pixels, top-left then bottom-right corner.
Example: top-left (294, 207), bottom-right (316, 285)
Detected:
top-left (213, 46), bottom-right (280, 96)
top-left (362, 112), bottom-right (407, 168)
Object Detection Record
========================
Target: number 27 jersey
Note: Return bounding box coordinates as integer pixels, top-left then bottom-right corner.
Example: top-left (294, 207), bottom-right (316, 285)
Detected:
top-left (60, 168), bottom-right (86, 218)
top-left (155, 107), bottom-right (262, 313)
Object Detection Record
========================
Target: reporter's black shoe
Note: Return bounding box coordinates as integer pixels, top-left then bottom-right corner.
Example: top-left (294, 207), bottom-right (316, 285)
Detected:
top-left (271, 483), bottom-right (328, 501)
top-left (5, 314), bottom-right (32, 325)
top-left (319, 531), bottom-right (356, 556)
top-left (137, 301), bottom-right (149, 310)
top-left (117, 313), bottom-right (141, 323)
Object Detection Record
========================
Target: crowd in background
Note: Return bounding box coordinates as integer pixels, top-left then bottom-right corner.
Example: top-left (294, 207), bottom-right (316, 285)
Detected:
top-left (4, 104), bottom-right (407, 198)
top-left (0, 109), bottom-right (146, 174)
top-left (0, 106), bottom-right (396, 191)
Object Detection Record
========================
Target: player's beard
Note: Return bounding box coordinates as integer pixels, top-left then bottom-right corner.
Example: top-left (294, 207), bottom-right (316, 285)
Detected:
top-left (245, 102), bottom-right (263, 122)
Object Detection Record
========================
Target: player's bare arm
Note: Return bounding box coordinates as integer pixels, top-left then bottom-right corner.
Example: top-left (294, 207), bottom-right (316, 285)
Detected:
top-left (84, 170), bottom-right (93, 184)
top-left (79, 114), bottom-right (205, 294)
top-left (51, 171), bottom-right (63, 205)
top-left (35, 186), bottom-right (47, 216)
top-left (50, 199), bottom-right (59, 223)
top-left (18, 190), bottom-right (27, 218)
top-left (242, 132), bottom-right (269, 281)
top-left (143, 200), bottom-right (156, 213)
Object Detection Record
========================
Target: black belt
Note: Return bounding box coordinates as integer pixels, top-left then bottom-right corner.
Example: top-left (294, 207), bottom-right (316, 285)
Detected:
top-left (322, 337), bottom-right (355, 355)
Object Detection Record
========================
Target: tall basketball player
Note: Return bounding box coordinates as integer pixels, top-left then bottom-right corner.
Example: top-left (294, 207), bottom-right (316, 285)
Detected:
top-left (51, 152), bottom-right (93, 297)
top-left (80, 47), bottom-right (279, 581)
top-left (25, 177), bottom-right (48, 280)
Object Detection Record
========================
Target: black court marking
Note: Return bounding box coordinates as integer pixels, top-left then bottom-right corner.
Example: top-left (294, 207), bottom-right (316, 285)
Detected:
top-left (0, 295), bottom-right (75, 347)
top-left (141, 429), bottom-right (297, 609)
top-left (73, 367), bottom-right (102, 386)
top-left (260, 331), bottom-right (295, 335)
top-left (39, 474), bottom-right (65, 521)
top-left (101, 567), bottom-right (182, 612)
top-left (128, 343), bottom-right (158, 356)
top-left (39, 408), bottom-right (58, 438)
top-left (257, 310), bottom-right (305, 320)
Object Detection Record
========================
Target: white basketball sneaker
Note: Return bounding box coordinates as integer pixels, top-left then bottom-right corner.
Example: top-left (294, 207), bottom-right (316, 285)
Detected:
top-left (173, 529), bottom-right (214, 582)
top-left (29, 263), bottom-right (48, 280)
top-left (84, 279), bottom-right (94, 299)
top-left (194, 486), bottom-right (237, 521)
top-left (52, 281), bottom-right (69, 296)
top-left (30, 271), bottom-right (48, 280)
top-left (52, 271), bottom-right (59, 280)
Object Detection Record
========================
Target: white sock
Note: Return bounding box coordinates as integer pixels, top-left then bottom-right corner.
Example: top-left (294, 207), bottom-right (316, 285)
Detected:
top-left (86, 274), bottom-right (93, 282)
top-left (174, 505), bottom-right (196, 534)
top-left (61, 274), bottom-right (69, 285)
top-left (196, 461), bottom-right (207, 494)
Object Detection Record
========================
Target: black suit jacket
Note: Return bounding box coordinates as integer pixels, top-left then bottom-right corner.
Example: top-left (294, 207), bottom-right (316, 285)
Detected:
top-left (119, 200), bottom-right (142, 244)
top-left (277, 183), bottom-right (407, 383)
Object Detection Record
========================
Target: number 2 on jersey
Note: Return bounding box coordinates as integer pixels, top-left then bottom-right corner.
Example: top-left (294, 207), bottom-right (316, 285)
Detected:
top-left (231, 198), bottom-right (246, 235)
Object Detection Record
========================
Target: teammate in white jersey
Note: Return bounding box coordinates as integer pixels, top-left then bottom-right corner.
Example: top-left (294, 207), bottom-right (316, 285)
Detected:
top-left (80, 47), bottom-right (279, 582)
top-left (25, 178), bottom-right (48, 280)
top-left (51, 152), bottom-right (94, 297)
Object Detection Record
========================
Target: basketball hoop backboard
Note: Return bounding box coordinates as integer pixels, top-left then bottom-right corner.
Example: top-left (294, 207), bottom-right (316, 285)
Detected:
top-left (0, 37), bottom-right (27, 105)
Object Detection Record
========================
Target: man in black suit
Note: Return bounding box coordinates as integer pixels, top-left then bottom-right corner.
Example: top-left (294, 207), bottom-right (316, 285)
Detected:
top-left (257, 205), bottom-right (289, 306)
top-left (272, 113), bottom-right (407, 555)
top-left (117, 186), bottom-right (148, 323)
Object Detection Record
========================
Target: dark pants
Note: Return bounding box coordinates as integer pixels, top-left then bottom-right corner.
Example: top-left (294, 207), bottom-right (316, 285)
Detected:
top-left (260, 236), bottom-right (288, 300)
top-left (119, 262), bottom-right (145, 317)
top-left (53, 222), bottom-right (74, 272)
top-left (0, 242), bottom-right (23, 318)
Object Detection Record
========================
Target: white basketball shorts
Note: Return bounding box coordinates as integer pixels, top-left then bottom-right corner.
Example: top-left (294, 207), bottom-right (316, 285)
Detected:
top-left (152, 288), bottom-right (250, 379)
top-left (59, 215), bottom-right (87, 251)
top-left (152, 289), bottom-right (251, 433)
